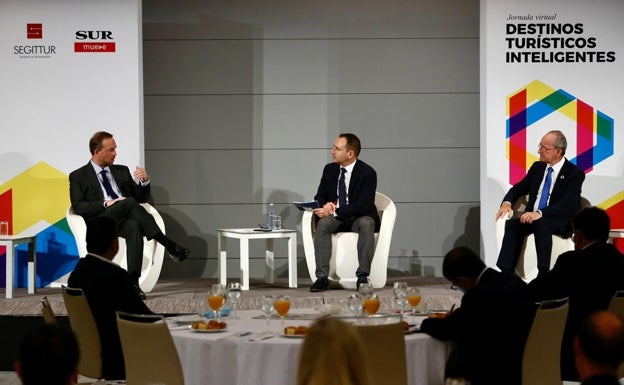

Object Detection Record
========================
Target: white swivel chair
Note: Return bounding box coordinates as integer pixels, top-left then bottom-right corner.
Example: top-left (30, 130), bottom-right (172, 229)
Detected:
top-left (496, 195), bottom-right (590, 282)
top-left (66, 203), bottom-right (165, 293)
top-left (302, 192), bottom-right (396, 289)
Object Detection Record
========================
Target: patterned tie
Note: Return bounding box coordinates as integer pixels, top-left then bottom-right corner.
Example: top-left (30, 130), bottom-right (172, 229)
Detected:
top-left (338, 167), bottom-right (347, 208)
top-left (100, 169), bottom-right (119, 199)
top-left (538, 167), bottom-right (553, 210)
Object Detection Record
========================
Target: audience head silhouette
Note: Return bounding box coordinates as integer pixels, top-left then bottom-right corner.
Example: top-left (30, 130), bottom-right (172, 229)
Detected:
top-left (574, 310), bottom-right (624, 380)
top-left (14, 324), bottom-right (79, 385)
top-left (442, 246), bottom-right (486, 291)
top-left (297, 317), bottom-right (373, 385)
top-left (86, 216), bottom-right (119, 258)
top-left (572, 206), bottom-right (611, 248)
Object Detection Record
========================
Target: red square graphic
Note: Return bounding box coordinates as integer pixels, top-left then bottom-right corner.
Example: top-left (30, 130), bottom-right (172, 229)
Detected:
top-left (27, 23), bottom-right (43, 39)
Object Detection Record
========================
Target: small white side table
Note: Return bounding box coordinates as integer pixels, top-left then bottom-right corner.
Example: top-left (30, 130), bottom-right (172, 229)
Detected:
top-left (609, 229), bottom-right (624, 241)
top-left (217, 228), bottom-right (297, 290)
top-left (1, 235), bottom-right (37, 299)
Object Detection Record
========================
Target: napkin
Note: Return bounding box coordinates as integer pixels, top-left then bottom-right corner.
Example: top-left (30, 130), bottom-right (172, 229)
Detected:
top-left (202, 306), bottom-right (231, 318)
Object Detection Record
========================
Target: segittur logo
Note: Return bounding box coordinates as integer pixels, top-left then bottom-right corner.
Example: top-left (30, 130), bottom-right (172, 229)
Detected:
top-left (14, 23), bottom-right (56, 59)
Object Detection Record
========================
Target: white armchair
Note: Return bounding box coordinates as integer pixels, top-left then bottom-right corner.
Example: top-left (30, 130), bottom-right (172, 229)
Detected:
top-left (302, 192), bottom-right (396, 289)
top-left (495, 195), bottom-right (589, 282)
top-left (66, 203), bottom-right (165, 292)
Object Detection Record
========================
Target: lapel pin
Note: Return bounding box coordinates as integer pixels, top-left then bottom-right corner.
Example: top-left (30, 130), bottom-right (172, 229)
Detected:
top-left (559, 175), bottom-right (565, 180)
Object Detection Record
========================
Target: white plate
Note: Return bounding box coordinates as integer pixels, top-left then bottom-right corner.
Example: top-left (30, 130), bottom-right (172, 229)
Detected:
top-left (280, 332), bottom-right (306, 338)
top-left (191, 327), bottom-right (228, 333)
top-left (168, 315), bottom-right (204, 324)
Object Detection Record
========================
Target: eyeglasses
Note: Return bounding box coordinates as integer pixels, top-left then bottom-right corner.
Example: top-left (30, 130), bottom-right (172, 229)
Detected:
top-left (537, 143), bottom-right (557, 151)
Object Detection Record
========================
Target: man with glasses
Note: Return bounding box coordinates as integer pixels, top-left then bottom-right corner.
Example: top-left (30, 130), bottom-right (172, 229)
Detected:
top-left (496, 130), bottom-right (585, 277)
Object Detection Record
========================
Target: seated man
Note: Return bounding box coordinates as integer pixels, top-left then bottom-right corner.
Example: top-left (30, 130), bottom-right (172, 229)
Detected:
top-left (309, 133), bottom-right (380, 292)
top-left (496, 130), bottom-right (585, 276)
top-left (528, 207), bottom-right (624, 381)
top-left (68, 216), bottom-right (154, 381)
top-left (69, 131), bottom-right (191, 299)
top-left (14, 324), bottom-right (80, 385)
top-left (420, 247), bottom-right (534, 385)
top-left (574, 311), bottom-right (624, 385)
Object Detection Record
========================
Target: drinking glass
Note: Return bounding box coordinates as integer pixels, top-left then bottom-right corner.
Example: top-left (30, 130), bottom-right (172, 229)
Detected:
top-left (272, 215), bottom-right (282, 230)
top-left (407, 287), bottom-right (422, 315)
top-left (260, 295), bottom-right (275, 332)
top-left (226, 282), bottom-right (242, 319)
top-left (0, 221), bottom-right (8, 236)
top-left (363, 293), bottom-right (381, 316)
top-left (348, 293), bottom-right (364, 316)
top-left (208, 284), bottom-right (226, 320)
top-left (358, 282), bottom-right (374, 297)
top-left (274, 295), bottom-right (291, 330)
top-left (393, 282), bottom-right (408, 313)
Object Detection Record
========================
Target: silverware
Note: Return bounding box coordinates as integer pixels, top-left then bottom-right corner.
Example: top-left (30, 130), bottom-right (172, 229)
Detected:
top-left (250, 332), bottom-right (275, 341)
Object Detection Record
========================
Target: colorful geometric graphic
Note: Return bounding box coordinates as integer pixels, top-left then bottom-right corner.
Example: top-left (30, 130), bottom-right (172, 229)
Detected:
top-left (506, 80), bottom-right (614, 184)
top-left (0, 162), bottom-right (78, 289)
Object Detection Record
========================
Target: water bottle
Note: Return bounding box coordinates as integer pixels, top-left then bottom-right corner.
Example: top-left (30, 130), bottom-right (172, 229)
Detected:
top-left (266, 203), bottom-right (275, 230)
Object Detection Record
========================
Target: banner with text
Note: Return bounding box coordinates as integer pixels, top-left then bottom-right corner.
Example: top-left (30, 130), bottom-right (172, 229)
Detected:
top-left (0, 0), bottom-right (143, 288)
top-left (481, 0), bottom-right (624, 267)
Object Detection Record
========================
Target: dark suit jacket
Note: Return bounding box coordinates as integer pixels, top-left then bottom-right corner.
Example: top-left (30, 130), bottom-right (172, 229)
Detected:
top-left (69, 162), bottom-right (150, 218)
top-left (420, 268), bottom-right (535, 385)
top-left (68, 254), bottom-right (154, 380)
top-left (503, 159), bottom-right (585, 234)
top-left (528, 242), bottom-right (624, 381)
top-left (314, 159), bottom-right (380, 230)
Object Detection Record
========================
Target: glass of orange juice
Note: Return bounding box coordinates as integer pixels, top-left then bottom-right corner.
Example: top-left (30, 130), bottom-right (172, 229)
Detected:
top-left (274, 295), bottom-right (291, 329)
top-left (208, 284), bottom-right (226, 320)
top-left (407, 287), bottom-right (422, 315)
top-left (363, 293), bottom-right (381, 316)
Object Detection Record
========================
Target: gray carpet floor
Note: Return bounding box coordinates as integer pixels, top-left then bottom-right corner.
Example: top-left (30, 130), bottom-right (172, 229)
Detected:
top-left (1, 276), bottom-right (462, 316)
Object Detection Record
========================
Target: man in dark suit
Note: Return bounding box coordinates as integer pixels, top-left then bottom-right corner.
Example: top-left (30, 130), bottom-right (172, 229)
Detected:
top-left (528, 207), bottom-right (624, 381)
top-left (420, 247), bottom-right (534, 385)
top-left (574, 311), bottom-right (624, 385)
top-left (69, 131), bottom-right (191, 298)
top-left (496, 130), bottom-right (585, 276)
top-left (68, 216), bottom-right (154, 381)
top-left (309, 133), bottom-right (380, 292)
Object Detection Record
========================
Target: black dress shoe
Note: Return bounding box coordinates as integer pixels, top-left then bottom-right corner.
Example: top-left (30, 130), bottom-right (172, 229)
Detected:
top-left (133, 283), bottom-right (146, 300)
top-left (356, 276), bottom-right (369, 290)
top-left (168, 245), bottom-right (191, 262)
top-left (310, 277), bottom-right (329, 292)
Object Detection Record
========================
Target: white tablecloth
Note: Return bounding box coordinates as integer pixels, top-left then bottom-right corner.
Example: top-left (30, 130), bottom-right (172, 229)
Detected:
top-left (170, 310), bottom-right (449, 385)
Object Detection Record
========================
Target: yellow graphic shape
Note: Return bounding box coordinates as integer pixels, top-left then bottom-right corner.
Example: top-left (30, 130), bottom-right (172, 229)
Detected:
top-left (0, 162), bottom-right (69, 233)
top-left (597, 190), bottom-right (624, 210)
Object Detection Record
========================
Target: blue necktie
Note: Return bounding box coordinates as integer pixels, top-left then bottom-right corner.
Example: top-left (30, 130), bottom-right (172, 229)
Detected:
top-left (338, 167), bottom-right (347, 208)
top-left (538, 167), bottom-right (553, 210)
top-left (100, 169), bottom-right (119, 199)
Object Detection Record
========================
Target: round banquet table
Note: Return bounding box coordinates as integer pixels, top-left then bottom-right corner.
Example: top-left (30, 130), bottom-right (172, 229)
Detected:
top-left (169, 309), bottom-right (450, 385)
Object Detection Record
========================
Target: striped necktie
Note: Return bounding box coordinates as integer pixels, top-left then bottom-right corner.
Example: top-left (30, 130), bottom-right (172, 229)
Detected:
top-left (338, 167), bottom-right (347, 208)
top-left (100, 169), bottom-right (119, 199)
